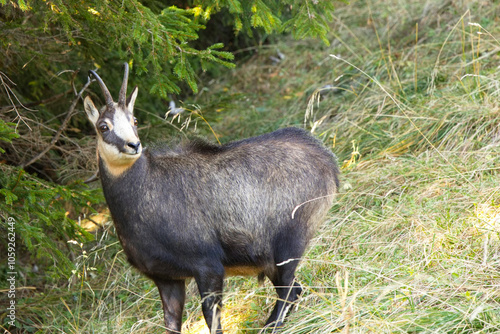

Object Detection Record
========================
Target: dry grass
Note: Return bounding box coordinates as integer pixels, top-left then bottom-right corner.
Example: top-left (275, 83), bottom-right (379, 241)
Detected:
top-left (30, 0), bottom-right (500, 333)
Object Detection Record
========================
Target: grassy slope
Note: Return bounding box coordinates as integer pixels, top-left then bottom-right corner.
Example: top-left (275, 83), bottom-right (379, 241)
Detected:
top-left (28, 0), bottom-right (500, 333)
top-left (193, 0), bottom-right (500, 332)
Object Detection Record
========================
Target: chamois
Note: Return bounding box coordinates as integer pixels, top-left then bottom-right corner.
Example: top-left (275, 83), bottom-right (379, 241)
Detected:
top-left (83, 63), bottom-right (340, 333)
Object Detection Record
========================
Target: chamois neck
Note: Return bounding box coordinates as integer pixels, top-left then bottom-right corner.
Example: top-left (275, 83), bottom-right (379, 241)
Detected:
top-left (98, 150), bottom-right (146, 180)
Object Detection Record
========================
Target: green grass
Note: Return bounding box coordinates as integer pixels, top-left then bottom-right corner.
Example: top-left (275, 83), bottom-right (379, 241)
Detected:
top-left (17, 0), bottom-right (500, 332)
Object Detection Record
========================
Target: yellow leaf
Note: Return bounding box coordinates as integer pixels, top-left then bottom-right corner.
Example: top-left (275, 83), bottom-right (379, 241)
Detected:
top-left (87, 7), bottom-right (101, 16)
top-left (192, 6), bottom-right (203, 17)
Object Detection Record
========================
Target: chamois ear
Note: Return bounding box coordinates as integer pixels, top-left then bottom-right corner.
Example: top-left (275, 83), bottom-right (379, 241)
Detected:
top-left (84, 96), bottom-right (100, 126)
top-left (126, 86), bottom-right (138, 114)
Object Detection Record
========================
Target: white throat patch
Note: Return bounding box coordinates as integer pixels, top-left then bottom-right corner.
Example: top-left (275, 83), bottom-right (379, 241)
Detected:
top-left (98, 139), bottom-right (140, 177)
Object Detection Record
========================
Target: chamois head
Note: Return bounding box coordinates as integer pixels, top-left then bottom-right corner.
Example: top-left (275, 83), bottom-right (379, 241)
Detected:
top-left (84, 63), bottom-right (140, 177)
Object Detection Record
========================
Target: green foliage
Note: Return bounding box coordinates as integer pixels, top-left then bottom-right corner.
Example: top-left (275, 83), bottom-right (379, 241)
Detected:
top-left (0, 0), bottom-right (28, 11)
top-left (0, 119), bottom-right (19, 153)
top-left (0, 163), bottom-right (103, 280)
top-left (199, 0), bottom-right (344, 41)
top-left (282, 0), bottom-right (342, 45)
top-left (0, 0), bottom-right (340, 97)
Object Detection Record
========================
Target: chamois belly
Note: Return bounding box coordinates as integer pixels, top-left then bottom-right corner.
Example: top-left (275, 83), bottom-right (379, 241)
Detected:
top-left (224, 265), bottom-right (264, 277)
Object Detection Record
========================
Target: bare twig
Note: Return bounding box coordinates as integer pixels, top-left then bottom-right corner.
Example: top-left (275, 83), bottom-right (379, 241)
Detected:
top-left (84, 170), bottom-right (99, 184)
top-left (22, 74), bottom-right (92, 168)
top-left (0, 71), bottom-right (33, 130)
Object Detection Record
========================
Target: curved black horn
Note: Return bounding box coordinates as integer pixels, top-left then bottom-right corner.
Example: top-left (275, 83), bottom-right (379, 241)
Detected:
top-left (118, 62), bottom-right (129, 106)
top-left (89, 69), bottom-right (114, 107)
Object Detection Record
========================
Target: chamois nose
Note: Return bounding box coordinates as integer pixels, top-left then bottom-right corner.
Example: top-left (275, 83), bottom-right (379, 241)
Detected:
top-left (127, 141), bottom-right (141, 152)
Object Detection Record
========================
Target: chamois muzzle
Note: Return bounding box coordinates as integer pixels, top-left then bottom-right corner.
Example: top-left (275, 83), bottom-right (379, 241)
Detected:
top-left (127, 141), bottom-right (141, 153)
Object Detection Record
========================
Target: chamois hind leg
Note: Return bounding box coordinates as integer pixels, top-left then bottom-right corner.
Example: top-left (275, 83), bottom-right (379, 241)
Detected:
top-left (154, 278), bottom-right (186, 334)
top-left (264, 259), bottom-right (303, 332)
top-left (195, 267), bottom-right (225, 334)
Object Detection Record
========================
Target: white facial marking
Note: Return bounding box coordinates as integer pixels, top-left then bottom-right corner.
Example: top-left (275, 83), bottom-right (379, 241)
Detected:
top-left (113, 105), bottom-right (139, 145)
top-left (98, 139), bottom-right (120, 159)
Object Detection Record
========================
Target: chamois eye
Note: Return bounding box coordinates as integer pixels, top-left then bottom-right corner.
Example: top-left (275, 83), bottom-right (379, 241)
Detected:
top-left (133, 117), bottom-right (138, 126)
top-left (99, 124), bottom-right (109, 132)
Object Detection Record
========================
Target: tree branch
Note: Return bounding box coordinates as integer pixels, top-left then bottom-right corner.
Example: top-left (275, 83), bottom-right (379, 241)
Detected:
top-left (0, 89), bottom-right (73, 113)
top-left (22, 76), bottom-right (93, 169)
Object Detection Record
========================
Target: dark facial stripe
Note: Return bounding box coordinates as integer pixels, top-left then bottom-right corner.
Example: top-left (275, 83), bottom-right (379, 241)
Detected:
top-left (102, 130), bottom-right (128, 153)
